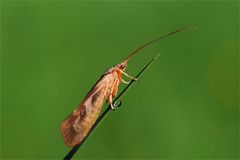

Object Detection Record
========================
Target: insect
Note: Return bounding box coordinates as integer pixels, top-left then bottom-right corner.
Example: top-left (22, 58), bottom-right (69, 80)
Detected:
top-left (60, 25), bottom-right (195, 147)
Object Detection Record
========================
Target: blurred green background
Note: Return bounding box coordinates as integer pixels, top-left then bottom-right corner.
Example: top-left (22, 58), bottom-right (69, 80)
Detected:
top-left (1, 1), bottom-right (239, 159)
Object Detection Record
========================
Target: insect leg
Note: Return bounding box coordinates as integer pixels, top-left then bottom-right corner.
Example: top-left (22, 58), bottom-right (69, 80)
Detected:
top-left (108, 95), bottom-right (116, 110)
top-left (122, 79), bottom-right (130, 84)
top-left (121, 71), bottom-right (138, 81)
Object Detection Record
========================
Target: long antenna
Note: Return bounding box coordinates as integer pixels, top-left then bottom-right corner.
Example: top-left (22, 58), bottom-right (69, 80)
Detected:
top-left (124, 25), bottom-right (197, 62)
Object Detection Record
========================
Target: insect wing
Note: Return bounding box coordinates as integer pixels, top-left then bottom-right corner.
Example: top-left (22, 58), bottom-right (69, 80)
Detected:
top-left (60, 75), bottom-right (111, 147)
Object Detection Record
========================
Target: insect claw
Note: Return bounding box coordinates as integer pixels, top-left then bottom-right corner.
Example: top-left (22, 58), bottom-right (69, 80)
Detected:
top-left (113, 100), bottom-right (122, 109)
top-left (133, 77), bottom-right (139, 82)
top-left (110, 103), bottom-right (116, 110)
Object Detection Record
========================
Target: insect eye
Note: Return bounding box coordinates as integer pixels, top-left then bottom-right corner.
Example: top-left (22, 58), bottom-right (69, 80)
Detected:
top-left (119, 65), bottom-right (124, 69)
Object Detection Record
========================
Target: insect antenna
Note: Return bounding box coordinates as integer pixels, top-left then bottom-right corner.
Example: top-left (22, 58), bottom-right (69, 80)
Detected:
top-left (124, 25), bottom-right (197, 63)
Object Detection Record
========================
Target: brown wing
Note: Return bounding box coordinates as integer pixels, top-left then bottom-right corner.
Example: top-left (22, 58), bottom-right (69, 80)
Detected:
top-left (60, 74), bottom-right (115, 147)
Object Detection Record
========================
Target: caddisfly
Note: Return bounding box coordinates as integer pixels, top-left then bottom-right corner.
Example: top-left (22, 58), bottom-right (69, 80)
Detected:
top-left (60, 25), bottom-right (195, 147)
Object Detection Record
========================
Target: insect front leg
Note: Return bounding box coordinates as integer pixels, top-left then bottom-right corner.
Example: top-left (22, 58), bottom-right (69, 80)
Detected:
top-left (121, 70), bottom-right (138, 82)
top-left (122, 79), bottom-right (130, 84)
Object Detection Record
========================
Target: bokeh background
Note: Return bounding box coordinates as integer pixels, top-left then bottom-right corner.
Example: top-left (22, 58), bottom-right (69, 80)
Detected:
top-left (1, 1), bottom-right (239, 159)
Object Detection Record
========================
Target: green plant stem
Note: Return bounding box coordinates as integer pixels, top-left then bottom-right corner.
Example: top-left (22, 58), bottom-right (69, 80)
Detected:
top-left (63, 53), bottom-right (160, 160)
